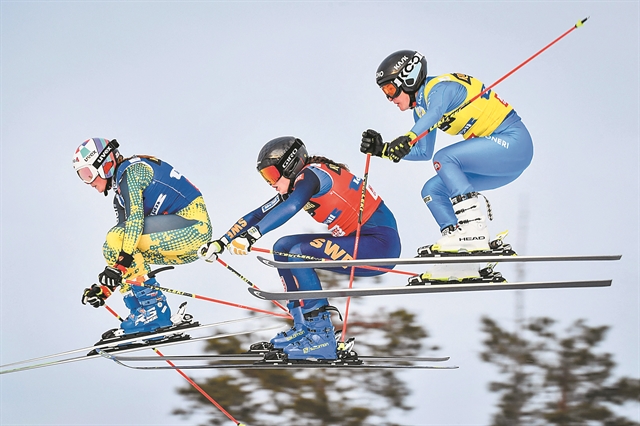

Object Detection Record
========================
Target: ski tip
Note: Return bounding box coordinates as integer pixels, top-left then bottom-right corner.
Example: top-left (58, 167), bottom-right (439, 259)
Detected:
top-left (95, 348), bottom-right (115, 360)
top-left (256, 256), bottom-right (277, 268)
top-left (247, 287), bottom-right (265, 299)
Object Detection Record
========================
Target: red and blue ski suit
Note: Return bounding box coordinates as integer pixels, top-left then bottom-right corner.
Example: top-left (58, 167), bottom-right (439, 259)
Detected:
top-left (221, 161), bottom-right (401, 313)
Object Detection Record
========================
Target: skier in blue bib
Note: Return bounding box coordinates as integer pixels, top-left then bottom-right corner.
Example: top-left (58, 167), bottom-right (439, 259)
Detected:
top-left (73, 138), bottom-right (212, 339)
top-left (361, 50), bottom-right (533, 284)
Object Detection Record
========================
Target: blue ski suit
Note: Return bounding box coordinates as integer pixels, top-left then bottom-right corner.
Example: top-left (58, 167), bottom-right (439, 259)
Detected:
top-left (402, 73), bottom-right (533, 230)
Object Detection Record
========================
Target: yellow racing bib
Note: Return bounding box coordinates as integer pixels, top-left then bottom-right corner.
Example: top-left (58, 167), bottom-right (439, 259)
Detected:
top-left (423, 73), bottom-right (513, 139)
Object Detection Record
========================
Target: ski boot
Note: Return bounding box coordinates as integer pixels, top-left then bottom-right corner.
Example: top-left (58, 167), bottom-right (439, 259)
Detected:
top-left (248, 304), bottom-right (308, 353)
top-left (283, 306), bottom-right (338, 360)
top-left (269, 305), bottom-right (309, 349)
top-left (417, 193), bottom-right (516, 257)
top-left (99, 278), bottom-right (175, 341)
top-left (407, 263), bottom-right (506, 286)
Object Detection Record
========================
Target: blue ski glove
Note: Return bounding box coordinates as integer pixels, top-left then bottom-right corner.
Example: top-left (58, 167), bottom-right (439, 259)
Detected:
top-left (82, 284), bottom-right (114, 308)
top-left (226, 227), bottom-right (262, 256)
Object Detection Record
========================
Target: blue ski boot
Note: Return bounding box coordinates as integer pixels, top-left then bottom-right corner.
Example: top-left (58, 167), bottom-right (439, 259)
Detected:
top-left (270, 305), bottom-right (308, 349)
top-left (120, 278), bottom-right (173, 335)
top-left (284, 307), bottom-right (337, 360)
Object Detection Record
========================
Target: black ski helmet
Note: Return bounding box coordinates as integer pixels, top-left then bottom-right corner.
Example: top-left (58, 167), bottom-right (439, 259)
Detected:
top-left (257, 136), bottom-right (309, 185)
top-left (376, 50), bottom-right (427, 99)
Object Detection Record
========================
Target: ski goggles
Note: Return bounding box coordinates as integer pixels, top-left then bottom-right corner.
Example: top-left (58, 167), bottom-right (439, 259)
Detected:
top-left (259, 165), bottom-right (282, 185)
top-left (380, 82), bottom-right (401, 99)
top-left (77, 166), bottom-right (98, 184)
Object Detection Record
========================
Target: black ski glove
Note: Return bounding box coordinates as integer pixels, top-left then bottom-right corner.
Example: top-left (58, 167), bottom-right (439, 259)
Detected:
top-left (82, 284), bottom-right (114, 308)
top-left (360, 129), bottom-right (385, 157)
top-left (98, 266), bottom-right (124, 289)
top-left (97, 251), bottom-right (132, 288)
top-left (382, 135), bottom-right (413, 163)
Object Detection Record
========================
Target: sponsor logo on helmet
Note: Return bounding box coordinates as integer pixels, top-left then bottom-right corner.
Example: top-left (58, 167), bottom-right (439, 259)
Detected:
top-left (376, 70), bottom-right (384, 79)
top-left (83, 149), bottom-right (98, 162)
top-left (281, 147), bottom-right (298, 172)
top-left (393, 52), bottom-right (424, 89)
top-left (393, 55), bottom-right (410, 71)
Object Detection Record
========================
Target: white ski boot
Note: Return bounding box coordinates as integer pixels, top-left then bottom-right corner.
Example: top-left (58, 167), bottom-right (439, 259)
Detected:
top-left (417, 192), bottom-right (514, 257)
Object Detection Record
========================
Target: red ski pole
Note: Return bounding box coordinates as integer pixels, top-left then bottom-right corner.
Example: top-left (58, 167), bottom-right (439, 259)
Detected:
top-left (410, 17), bottom-right (589, 145)
top-left (102, 304), bottom-right (246, 425)
top-left (215, 257), bottom-right (291, 317)
top-left (124, 277), bottom-right (290, 318)
top-left (341, 153), bottom-right (372, 342)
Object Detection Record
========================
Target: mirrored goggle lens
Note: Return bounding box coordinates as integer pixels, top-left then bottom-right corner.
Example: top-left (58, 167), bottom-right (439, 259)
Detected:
top-left (77, 166), bottom-right (98, 183)
top-left (259, 165), bottom-right (281, 185)
top-left (381, 82), bottom-right (400, 99)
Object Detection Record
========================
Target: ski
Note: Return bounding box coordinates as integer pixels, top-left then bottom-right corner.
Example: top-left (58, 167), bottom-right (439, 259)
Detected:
top-left (0, 315), bottom-right (272, 372)
top-left (247, 279), bottom-right (612, 300)
top-left (256, 254), bottom-right (621, 269)
top-left (0, 326), bottom-right (278, 375)
top-left (97, 349), bottom-right (458, 370)
top-left (111, 354), bottom-right (451, 363)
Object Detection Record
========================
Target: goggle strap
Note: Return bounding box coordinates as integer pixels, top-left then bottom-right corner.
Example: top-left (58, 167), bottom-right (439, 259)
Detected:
top-left (279, 138), bottom-right (303, 177)
top-left (92, 139), bottom-right (119, 169)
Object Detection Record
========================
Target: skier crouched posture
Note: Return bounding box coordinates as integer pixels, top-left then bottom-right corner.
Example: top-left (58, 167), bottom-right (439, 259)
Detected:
top-left (201, 137), bottom-right (401, 360)
top-left (362, 50), bottom-right (533, 284)
top-left (73, 138), bottom-right (212, 338)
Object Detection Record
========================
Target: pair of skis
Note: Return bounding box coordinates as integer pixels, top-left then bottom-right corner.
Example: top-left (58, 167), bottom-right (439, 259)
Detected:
top-left (0, 316), bottom-right (274, 375)
top-left (248, 254), bottom-right (621, 300)
top-left (97, 350), bottom-right (458, 370)
top-left (1, 315), bottom-right (455, 372)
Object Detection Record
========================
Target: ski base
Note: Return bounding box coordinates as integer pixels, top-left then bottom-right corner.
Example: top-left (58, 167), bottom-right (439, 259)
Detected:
top-left (98, 348), bottom-right (457, 370)
top-left (89, 320), bottom-right (201, 355)
top-left (256, 254), bottom-right (622, 269)
top-left (87, 332), bottom-right (193, 356)
top-left (0, 316), bottom-right (276, 375)
top-left (248, 279), bottom-right (612, 300)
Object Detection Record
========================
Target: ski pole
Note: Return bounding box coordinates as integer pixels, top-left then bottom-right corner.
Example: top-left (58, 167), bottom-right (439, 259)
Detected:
top-left (152, 346), bottom-right (247, 426)
top-left (124, 277), bottom-right (290, 319)
top-left (102, 305), bottom-right (246, 425)
top-left (341, 153), bottom-right (372, 342)
top-left (251, 246), bottom-right (416, 277)
top-left (215, 257), bottom-right (291, 316)
top-left (410, 17), bottom-right (589, 145)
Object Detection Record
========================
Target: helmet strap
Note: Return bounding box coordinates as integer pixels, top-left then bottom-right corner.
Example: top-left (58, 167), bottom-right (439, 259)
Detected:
top-left (103, 176), bottom-right (113, 196)
top-left (409, 91), bottom-right (417, 109)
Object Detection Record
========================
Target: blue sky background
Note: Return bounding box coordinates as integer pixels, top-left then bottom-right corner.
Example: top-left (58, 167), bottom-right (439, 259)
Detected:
top-left (1, 2), bottom-right (638, 425)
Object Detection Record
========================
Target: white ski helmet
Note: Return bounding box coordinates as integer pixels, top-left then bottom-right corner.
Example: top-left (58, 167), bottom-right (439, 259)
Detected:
top-left (72, 138), bottom-right (119, 184)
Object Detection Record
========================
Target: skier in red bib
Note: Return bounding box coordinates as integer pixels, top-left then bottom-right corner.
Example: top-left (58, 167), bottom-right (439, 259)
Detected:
top-left (201, 136), bottom-right (401, 360)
